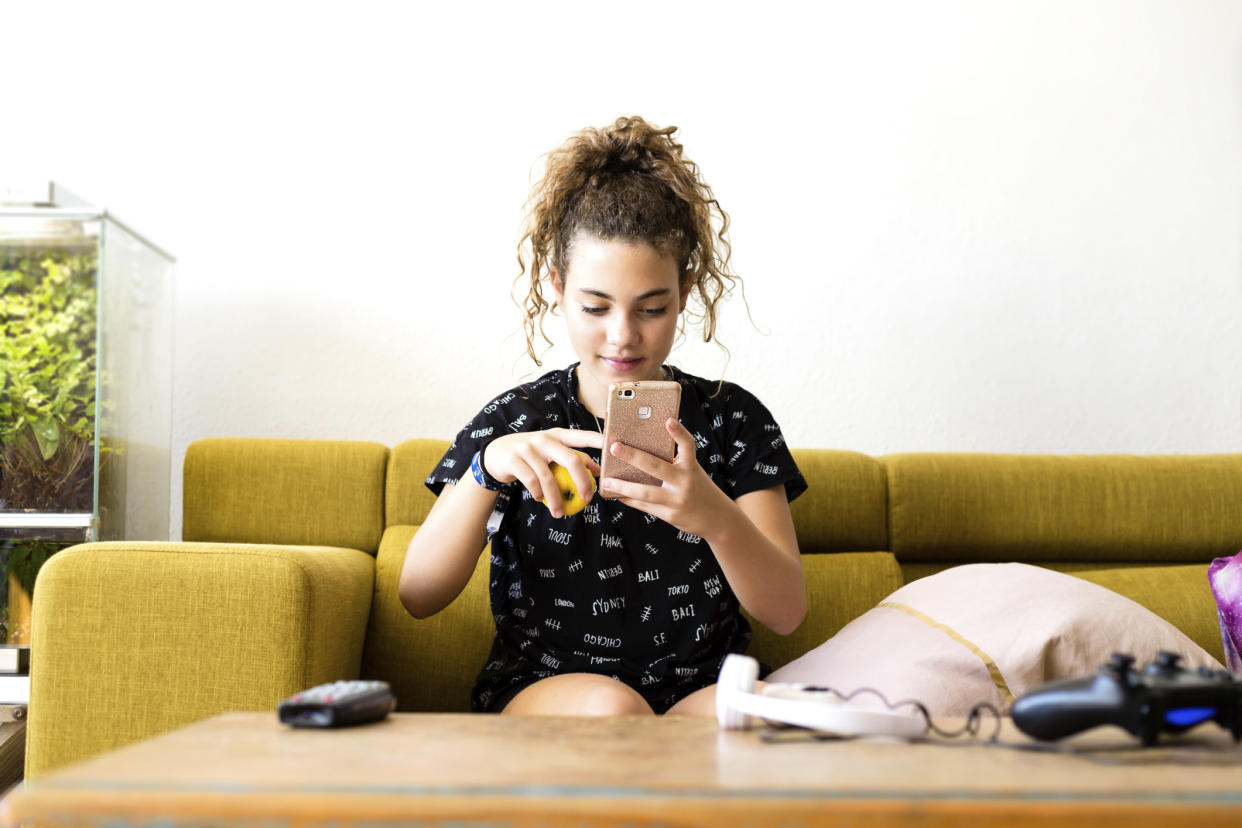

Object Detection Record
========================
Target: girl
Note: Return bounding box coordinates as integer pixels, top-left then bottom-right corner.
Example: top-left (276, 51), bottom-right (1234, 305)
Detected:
top-left (398, 116), bottom-right (807, 716)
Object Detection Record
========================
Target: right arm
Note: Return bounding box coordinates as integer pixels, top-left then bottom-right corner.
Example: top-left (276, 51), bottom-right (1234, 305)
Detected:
top-left (398, 428), bottom-right (603, 619)
top-left (397, 476), bottom-right (499, 619)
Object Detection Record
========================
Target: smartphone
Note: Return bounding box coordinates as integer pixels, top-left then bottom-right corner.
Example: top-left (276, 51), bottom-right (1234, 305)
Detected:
top-left (600, 380), bottom-right (682, 498)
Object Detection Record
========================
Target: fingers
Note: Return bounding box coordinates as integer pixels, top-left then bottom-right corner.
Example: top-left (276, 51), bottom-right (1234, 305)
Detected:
top-left (604, 419), bottom-right (689, 479)
top-left (666, 417), bottom-right (696, 459)
top-left (550, 438), bottom-right (600, 499)
top-left (512, 442), bottom-right (564, 514)
top-left (524, 435), bottom-right (601, 518)
top-left (599, 441), bottom-right (669, 503)
top-left (601, 418), bottom-right (699, 510)
top-left (551, 430), bottom-right (601, 503)
top-left (605, 440), bottom-right (659, 480)
top-left (483, 429), bottom-right (604, 518)
top-left (598, 475), bottom-right (655, 503)
top-left (561, 450), bottom-right (597, 506)
top-left (572, 448), bottom-right (603, 478)
top-left (557, 426), bottom-right (605, 452)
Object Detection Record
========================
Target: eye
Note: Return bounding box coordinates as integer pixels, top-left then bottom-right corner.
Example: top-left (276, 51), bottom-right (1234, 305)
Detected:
top-left (580, 306), bottom-right (608, 316)
top-left (641, 306), bottom-right (669, 317)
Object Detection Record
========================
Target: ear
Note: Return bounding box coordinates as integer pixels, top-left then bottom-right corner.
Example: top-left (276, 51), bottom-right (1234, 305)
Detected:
top-left (679, 271), bottom-right (693, 312)
top-left (550, 267), bottom-right (565, 307)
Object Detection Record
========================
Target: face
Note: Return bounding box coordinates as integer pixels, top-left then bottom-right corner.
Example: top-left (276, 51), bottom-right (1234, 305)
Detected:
top-left (551, 235), bottom-right (688, 416)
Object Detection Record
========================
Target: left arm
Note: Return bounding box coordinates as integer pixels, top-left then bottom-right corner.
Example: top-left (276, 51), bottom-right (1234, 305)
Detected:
top-left (601, 419), bottom-right (806, 635)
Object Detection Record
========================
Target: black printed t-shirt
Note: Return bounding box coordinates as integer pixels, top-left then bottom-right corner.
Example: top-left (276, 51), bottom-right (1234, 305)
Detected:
top-left (425, 363), bottom-right (807, 713)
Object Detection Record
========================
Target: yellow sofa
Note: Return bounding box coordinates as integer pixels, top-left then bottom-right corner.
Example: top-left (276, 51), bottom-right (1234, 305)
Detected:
top-left (25, 438), bottom-right (1240, 776)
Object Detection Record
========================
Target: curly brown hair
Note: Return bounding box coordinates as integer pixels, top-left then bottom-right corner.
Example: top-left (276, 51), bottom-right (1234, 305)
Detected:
top-left (515, 115), bottom-right (741, 367)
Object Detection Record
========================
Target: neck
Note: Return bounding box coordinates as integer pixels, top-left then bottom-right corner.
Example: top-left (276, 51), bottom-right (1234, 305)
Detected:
top-left (573, 363), bottom-right (670, 419)
top-left (577, 375), bottom-right (609, 420)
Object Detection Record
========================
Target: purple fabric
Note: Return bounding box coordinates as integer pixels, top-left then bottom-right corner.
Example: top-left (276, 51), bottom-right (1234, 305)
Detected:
top-left (1209, 551), bottom-right (1242, 674)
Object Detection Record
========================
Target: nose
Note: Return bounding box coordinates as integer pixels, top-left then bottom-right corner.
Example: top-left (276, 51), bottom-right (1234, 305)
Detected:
top-left (606, 311), bottom-right (639, 347)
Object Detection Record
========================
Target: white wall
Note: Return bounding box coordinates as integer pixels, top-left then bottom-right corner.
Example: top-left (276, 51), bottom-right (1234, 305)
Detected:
top-left (4, 1), bottom-right (1240, 540)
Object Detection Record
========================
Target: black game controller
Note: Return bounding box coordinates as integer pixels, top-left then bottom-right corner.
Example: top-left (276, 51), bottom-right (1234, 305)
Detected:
top-left (1011, 651), bottom-right (1242, 745)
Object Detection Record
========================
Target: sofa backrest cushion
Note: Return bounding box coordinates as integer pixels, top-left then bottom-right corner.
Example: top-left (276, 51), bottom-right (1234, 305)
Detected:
top-left (385, 439), bottom-right (450, 527)
top-left (788, 450), bottom-right (888, 553)
top-left (883, 453), bottom-right (1242, 563)
top-left (387, 443), bottom-right (890, 555)
top-left (183, 438), bottom-right (388, 554)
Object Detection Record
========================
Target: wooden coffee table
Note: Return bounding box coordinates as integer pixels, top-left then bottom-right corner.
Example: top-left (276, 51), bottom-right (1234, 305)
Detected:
top-left (3, 712), bottom-right (1241, 826)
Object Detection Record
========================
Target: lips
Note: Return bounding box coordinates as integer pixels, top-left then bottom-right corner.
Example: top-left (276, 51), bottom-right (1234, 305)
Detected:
top-left (602, 357), bottom-right (643, 372)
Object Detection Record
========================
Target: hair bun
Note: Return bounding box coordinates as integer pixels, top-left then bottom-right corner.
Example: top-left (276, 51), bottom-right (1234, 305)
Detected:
top-left (597, 142), bottom-right (647, 176)
top-left (601, 153), bottom-right (635, 175)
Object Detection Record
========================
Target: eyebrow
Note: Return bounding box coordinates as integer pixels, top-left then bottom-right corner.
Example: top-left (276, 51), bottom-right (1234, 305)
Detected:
top-left (576, 288), bottom-right (671, 302)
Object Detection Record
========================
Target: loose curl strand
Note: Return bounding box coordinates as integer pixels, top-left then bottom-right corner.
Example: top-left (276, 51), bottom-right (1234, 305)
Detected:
top-left (514, 115), bottom-right (742, 368)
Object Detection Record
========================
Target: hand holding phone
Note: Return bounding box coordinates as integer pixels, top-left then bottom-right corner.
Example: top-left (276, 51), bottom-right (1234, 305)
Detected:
top-left (599, 381), bottom-right (682, 498)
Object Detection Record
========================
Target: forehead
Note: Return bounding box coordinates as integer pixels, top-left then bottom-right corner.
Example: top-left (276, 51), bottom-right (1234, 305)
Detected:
top-left (563, 236), bottom-right (681, 294)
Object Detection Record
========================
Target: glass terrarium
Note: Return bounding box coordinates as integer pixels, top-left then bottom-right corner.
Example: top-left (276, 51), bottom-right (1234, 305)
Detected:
top-left (0, 183), bottom-right (174, 638)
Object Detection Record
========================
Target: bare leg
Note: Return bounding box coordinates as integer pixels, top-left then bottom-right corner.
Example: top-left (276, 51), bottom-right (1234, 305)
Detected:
top-left (664, 680), bottom-right (767, 717)
top-left (501, 673), bottom-right (655, 716)
top-left (664, 683), bottom-right (717, 716)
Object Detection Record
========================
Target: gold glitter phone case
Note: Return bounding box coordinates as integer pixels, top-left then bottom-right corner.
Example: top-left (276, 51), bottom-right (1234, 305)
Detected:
top-left (600, 380), bottom-right (682, 498)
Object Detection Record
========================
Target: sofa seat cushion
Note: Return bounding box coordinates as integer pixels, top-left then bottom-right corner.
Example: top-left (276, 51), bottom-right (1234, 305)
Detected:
top-left (768, 563), bottom-right (1223, 716)
top-left (360, 525), bottom-right (492, 712)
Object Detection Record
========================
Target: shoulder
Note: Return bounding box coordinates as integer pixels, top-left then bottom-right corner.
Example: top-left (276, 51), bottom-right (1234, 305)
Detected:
top-left (670, 366), bottom-right (768, 417)
top-left (670, 367), bottom-right (805, 502)
top-left (427, 366), bottom-right (574, 488)
top-left (670, 366), bottom-right (791, 456)
top-left (470, 366), bottom-right (572, 421)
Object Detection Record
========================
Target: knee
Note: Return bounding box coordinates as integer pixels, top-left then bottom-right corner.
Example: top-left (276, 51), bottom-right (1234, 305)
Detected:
top-left (664, 683), bottom-right (722, 716)
top-left (504, 674), bottom-right (654, 716)
top-left (571, 679), bottom-right (653, 716)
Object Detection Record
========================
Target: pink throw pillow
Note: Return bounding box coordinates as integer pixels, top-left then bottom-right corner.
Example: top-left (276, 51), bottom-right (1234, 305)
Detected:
top-left (768, 563), bottom-right (1223, 715)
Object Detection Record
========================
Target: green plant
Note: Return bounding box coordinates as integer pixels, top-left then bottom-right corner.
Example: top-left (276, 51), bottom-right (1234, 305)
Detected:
top-left (0, 248), bottom-right (99, 510)
top-left (0, 251), bottom-right (98, 456)
top-left (3, 540), bottom-right (58, 600)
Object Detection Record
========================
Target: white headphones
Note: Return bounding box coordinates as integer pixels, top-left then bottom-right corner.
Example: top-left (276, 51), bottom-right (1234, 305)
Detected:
top-left (715, 654), bottom-right (928, 739)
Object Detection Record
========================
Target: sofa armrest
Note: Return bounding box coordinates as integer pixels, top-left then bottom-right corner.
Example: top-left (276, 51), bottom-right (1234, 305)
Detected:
top-left (26, 541), bottom-right (375, 777)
